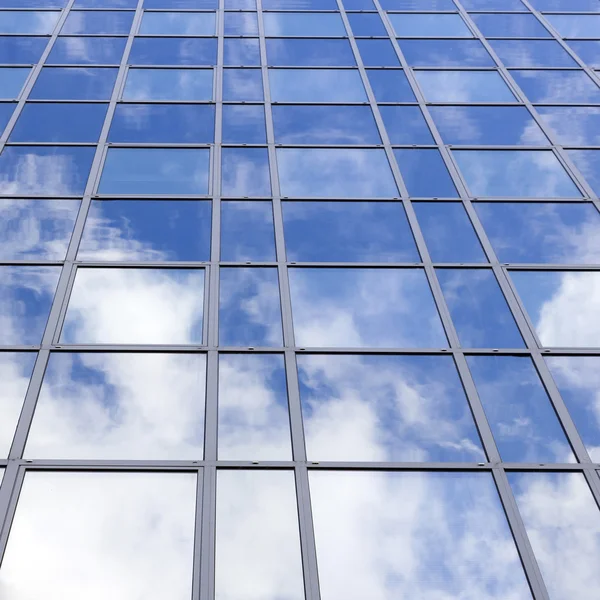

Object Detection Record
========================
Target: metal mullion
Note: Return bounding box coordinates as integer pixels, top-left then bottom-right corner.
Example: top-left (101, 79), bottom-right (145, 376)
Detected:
top-left (0, 464), bottom-right (25, 566)
top-left (192, 467), bottom-right (205, 600)
top-left (284, 350), bottom-right (307, 462)
top-left (199, 465), bottom-right (217, 600)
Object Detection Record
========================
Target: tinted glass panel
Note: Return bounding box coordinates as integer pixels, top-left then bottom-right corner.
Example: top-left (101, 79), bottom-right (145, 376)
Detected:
top-left (129, 38), bottom-right (217, 65)
top-left (568, 150), bottom-right (600, 196)
top-left (222, 105), bottom-right (266, 144)
top-left (437, 268), bottom-right (524, 348)
top-left (366, 69), bottom-right (416, 102)
top-left (79, 200), bottom-right (211, 261)
top-left (219, 267), bottom-right (283, 347)
top-left (299, 354), bottom-right (484, 462)
top-left (394, 149), bottom-right (458, 197)
top-left (0, 37), bottom-right (48, 64)
top-left (289, 268), bottom-right (447, 348)
top-left (462, 0), bottom-right (526, 7)
top-left (263, 0), bottom-right (336, 6)
top-left (145, 0), bottom-right (218, 6)
top-left (139, 11), bottom-right (216, 35)
top-left (221, 148), bottom-right (271, 197)
top-left (341, 0), bottom-right (375, 7)
top-left (61, 268), bottom-right (205, 344)
top-left (283, 201), bottom-right (419, 262)
top-left (123, 68), bottom-right (213, 100)
top-left (269, 69), bottom-right (366, 102)
top-left (223, 68), bottom-right (263, 100)
top-left (30, 67), bottom-right (118, 100)
top-left (537, 107), bottom-right (600, 145)
top-left (224, 12), bottom-right (258, 36)
top-left (263, 12), bottom-right (346, 36)
top-left (380, 0), bottom-right (455, 6)
top-left (388, 14), bottom-right (472, 37)
top-left (0, 11), bottom-right (60, 34)
top-left (225, 0), bottom-right (256, 6)
top-left (218, 354), bottom-right (291, 460)
top-left (61, 10), bottom-right (134, 34)
top-left (0, 102), bottom-right (14, 134)
top-left (347, 13), bottom-right (386, 37)
top-left (266, 38), bottom-right (355, 66)
top-left (415, 70), bottom-right (516, 102)
top-left (75, 0), bottom-right (137, 5)
top-left (356, 39), bottom-right (400, 66)
top-left (511, 70), bottom-right (600, 103)
top-left (221, 201), bottom-right (275, 261)
top-left (380, 106), bottom-right (433, 144)
top-left (546, 15), bottom-right (600, 39)
top-left (530, 0), bottom-right (600, 8)
top-left (471, 13), bottom-right (551, 37)
top-left (0, 68), bottom-right (30, 99)
top-left (224, 38), bottom-right (260, 66)
top-left (26, 353), bottom-right (206, 459)
top-left (567, 41), bottom-right (600, 68)
top-left (489, 40), bottom-right (577, 67)
top-left (48, 37), bottom-right (127, 65)
top-left (399, 39), bottom-right (494, 66)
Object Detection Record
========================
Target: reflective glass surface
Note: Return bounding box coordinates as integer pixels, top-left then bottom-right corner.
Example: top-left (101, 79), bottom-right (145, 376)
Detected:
top-left (299, 354), bottom-right (484, 462)
top-left (218, 354), bottom-right (292, 460)
top-left (0, 11), bottom-right (60, 34)
top-left (380, 0), bottom-right (455, 6)
top-left (222, 105), bottom-right (266, 144)
top-left (546, 15), bottom-right (600, 39)
top-left (128, 38), bottom-right (217, 65)
top-left (437, 268), bottom-right (524, 348)
top-left (0, 472), bottom-right (197, 600)
top-left (221, 148), bottom-right (271, 197)
top-left (511, 70), bottom-right (600, 103)
top-left (269, 69), bottom-right (366, 102)
top-left (356, 39), bottom-right (400, 66)
top-left (224, 38), bottom-right (260, 66)
top-left (0, 68), bottom-right (31, 99)
top-left (462, 0), bottom-right (526, 7)
top-left (263, 0), bottom-right (336, 6)
top-left (48, 37), bottom-right (127, 65)
top-left (266, 38), bottom-right (355, 66)
top-left (347, 13), bottom-right (386, 37)
top-left (219, 268), bottom-right (282, 347)
top-left (467, 355), bottom-right (574, 463)
top-left (394, 149), bottom-right (458, 198)
top-left (61, 268), bottom-right (205, 344)
top-left (75, 0), bottom-right (137, 5)
top-left (537, 107), bottom-right (600, 146)
top-left (366, 69), bottom-right (416, 102)
top-left (224, 12), bottom-right (258, 36)
top-left (0, 37), bottom-right (48, 64)
top-left (388, 14), bottom-right (472, 38)
top-left (488, 40), bottom-right (577, 67)
top-left (226, 0), bottom-right (255, 6)
top-left (289, 268), bottom-right (447, 348)
top-left (567, 41), bottom-right (600, 68)
top-left (415, 70), bottom-right (516, 102)
top-left (471, 13), bottom-right (551, 38)
top-left (263, 12), bottom-right (346, 37)
top-left (79, 200), bottom-right (212, 261)
top-left (139, 11), bottom-right (216, 35)
top-left (310, 471), bottom-right (531, 599)
top-left (0, 102), bottom-right (14, 134)
top-left (145, 0), bottom-right (218, 7)
top-left (568, 150), bottom-right (600, 196)
top-left (61, 10), bottom-right (134, 35)
top-left (530, 0), bottom-right (600, 8)
top-left (26, 353), bottom-right (206, 459)
top-left (283, 201), bottom-right (419, 262)
top-left (223, 68), bottom-right (263, 100)
top-left (123, 68), bottom-right (213, 101)
top-left (380, 106), bottom-right (433, 144)
top-left (221, 201), bottom-right (275, 261)
top-left (30, 67), bottom-right (118, 100)
top-left (399, 39), bottom-right (495, 66)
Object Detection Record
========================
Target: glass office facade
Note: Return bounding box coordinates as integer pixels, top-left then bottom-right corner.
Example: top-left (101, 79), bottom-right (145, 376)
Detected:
top-left (0, 0), bottom-right (599, 599)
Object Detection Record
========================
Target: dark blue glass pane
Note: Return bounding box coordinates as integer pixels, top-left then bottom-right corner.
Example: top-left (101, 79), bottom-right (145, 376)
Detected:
top-left (219, 267), bottom-right (283, 346)
top-left (75, 0), bottom-right (137, 5)
top-left (262, 0), bottom-right (338, 8)
top-left (263, 12), bottom-right (346, 36)
top-left (546, 15), bottom-right (600, 39)
top-left (0, 0), bottom-right (66, 5)
top-left (489, 40), bottom-right (577, 67)
top-left (272, 105), bottom-right (380, 144)
top-left (537, 107), bottom-right (600, 146)
top-left (380, 106), bottom-right (433, 144)
top-left (221, 201), bottom-right (275, 261)
top-left (413, 202), bottom-right (486, 263)
top-left (437, 268), bottom-right (525, 348)
top-left (471, 14), bottom-right (551, 37)
top-left (99, 148), bottom-right (210, 195)
top-left (430, 106), bottom-right (548, 145)
top-left (61, 11), bottom-right (134, 35)
top-left (222, 105), bottom-right (266, 143)
top-left (123, 68), bottom-right (213, 100)
top-left (139, 11), bottom-right (216, 35)
top-left (11, 103), bottom-right (107, 143)
top-left (266, 38), bottom-right (355, 66)
top-left (225, 0), bottom-right (255, 7)
top-left (462, 0), bottom-right (526, 8)
top-left (224, 12), bottom-right (259, 36)
top-left (399, 39), bottom-right (494, 66)
top-left (366, 69), bottom-right (416, 102)
top-left (511, 70), bottom-right (600, 103)
top-left (0, 68), bottom-right (31, 98)
top-left (269, 68), bottom-right (366, 102)
top-left (380, 0), bottom-right (455, 7)
top-left (79, 200), bottom-right (212, 261)
top-left (0, 37), bottom-right (48, 64)
top-left (389, 14), bottom-right (472, 37)
top-left (109, 104), bottom-right (215, 143)
top-left (567, 41), bottom-right (600, 68)
top-left (467, 356), bottom-right (573, 463)
top-left (416, 70), bottom-right (516, 102)
top-left (223, 68), bottom-right (263, 100)
top-left (222, 148), bottom-right (271, 197)
top-left (30, 67), bottom-right (118, 99)
top-left (0, 103), bottom-right (15, 135)
top-left (283, 201), bottom-right (419, 262)
top-left (144, 0), bottom-right (218, 7)
top-left (394, 149), bottom-right (458, 198)
top-left (356, 39), bottom-right (400, 66)
top-left (129, 38), bottom-right (217, 65)
top-left (342, 0), bottom-right (375, 7)
top-left (0, 146), bottom-right (95, 195)
top-left (0, 11), bottom-right (60, 34)
top-left (530, 0), bottom-right (600, 8)
top-left (48, 37), bottom-right (127, 65)
top-left (568, 150), bottom-right (600, 196)
top-left (224, 38), bottom-right (260, 66)
top-left (347, 13), bottom-right (386, 36)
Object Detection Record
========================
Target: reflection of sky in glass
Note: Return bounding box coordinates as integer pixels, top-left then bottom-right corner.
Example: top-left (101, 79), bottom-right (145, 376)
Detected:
top-left (366, 69), bottom-right (416, 102)
top-left (356, 39), bottom-right (400, 66)
top-left (511, 70), bottom-right (600, 103)
top-left (221, 201), bottom-right (275, 262)
top-left (394, 149), bottom-right (458, 198)
top-left (0, 37), bottom-right (48, 64)
top-left (61, 10), bottom-right (134, 34)
top-left (380, 106), bottom-right (433, 144)
top-left (222, 105), bottom-right (266, 144)
top-left (139, 11), bottom-right (216, 35)
top-left (537, 107), bottom-right (600, 146)
top-left (221, 148), bottom-right (271, 197)
top-left (399, 39), bottom-right (494, 66)
top-left (0, 67), bottom-right (31, 99)
top-left (0, 10), bottom-right (60, 34)
top-left (224, 38), bottom-right (260, 66)
top-left (489, 40), bottom-right (576, 67)
top-left (224, 11), bottom-right (258, 35)
top-left (264, 12), bottom-right (346, 36)
top-left (223, 68), bottom-right (263, 100)
top-left (129, 38), bottom-right (217, 65)
top-left (471, 13), bottom-right (550, 37)
top-left (123, 68), bottom-right (213, 101)
top-left (546, 15), bottom-right (600, 39)
top-left (299, 354), bottom-right (484, 462)
top-left (568, 150), bottom-right (600, 196)
top-left (48, 37), bottom-right (126, 64)
top-left (347, 13), bottom-right (386, 36)
top-left (266, 38), bottom-right (355, 66)
top-left (269, 69), bottom-right (366, 102)
top-left (388, 13), bottom-right (472, 37)
top-left (566, 41), bottom-right (600, 68)
top-left (30, 67), bottom-right (118, 100)
top-left (415, 70), bottom-right (516, 102)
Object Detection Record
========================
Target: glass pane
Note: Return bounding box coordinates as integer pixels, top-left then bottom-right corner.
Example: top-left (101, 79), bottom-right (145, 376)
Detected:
top-left (475, 202), bottom-right (600, 264)
top-left (546, 15), bottom-right (600, 39)
top-left (489, 40), bottom-right (577, 67)
top-left (224, 38), bottom-right (260, 66)
top-left (283, 201), bottom-right (419, 262)
top-left (310, 471), bottom-right (531, 600)
top-left (462, 0), bottom-right (526, 8)
top-left (26, 353), bottom-right (206, 459)
top-left (0, 146), bottom-right (95, 195)
top-left (388, 14), bottom-right (472, 37)
top-left (380, 0), bottom-right (455, 7)
top-left (272, 105), bottom-right (381, 144)
top-left (264, 0), bottom-right (337, 6)
top-left (48, 37), bottom-right (127, 65)
top-left (567, 41), bottom-right (600, 68)
top-left (109, 104), bottom-right (215, 143)
top-left (30, 67), bottom-right (118, 100)
top-left (218, 354), bottom-right (292, 460)
top-left (467, 355), bottom-right (574, 463)
top-left (61, 10), bottom-right (134, 34)
top-left (530, 0), bottom-right (600, 8)
top-left (0, 472), bottom-right (197, 600)
top-left (0, 11), bottom-right (60, 34)
top-left (437, 268), bottom-right (524, 348)
top-left (222, 105), bottom-right (266, 144)
top-left (509, 472), bottom-right (600, 600)
top-left (380, 106), bottom-right (433, 144)
top-left (399, 39), bottom-right (495, 66)
top-left (224, 12), bottom-right (258, 36)
top-left (226, 0), bottom-right (255, 6)
top-left (0, 68), bottom-right (31, 99)
top-left (568, 150), bottom-right (600, 196)
top-left (269, 69), bottom-right (366, 102)
top-left (299, 354), bottom-right (484, 462)
top-left (347, 13), bottom-right (386, 36)
top-left (76, 0), bottom-right (137, 5)
top-left (221, 148), bottom-right (271, 197)
top-left (511, 70), bottom-right (600, 103)
top-left (430, 106), bottom-right (548, 146)
top-left (0, 0), bottom-right (65, 6)
top-left (366, 69), bottom-right (416, 102)
top-left (453, 151), bottom-right (582, 198)
top-left (356, 39), bottom-right (400, 66)
top-left (277, 149), bottom-right (398, 198)
top-left (0, 103), bottom-right (14, 134)
top-left (223, 68), bottom-right (263, 100)
top-left (415, 70), bottom-right (516, 102)
top-left (139, 11), bottom-right (216, 35)
top-left (510, 270), bottom-right (600, 347)
top-left (0, 199), bottom-right (78, 260)
top-left (266, 38), bottom-right (355, 66)
top-left (219, 267), bottom-right (282, 346)
top-left (394, 149), bottom-right (458, 198)
top-left (145, 0), bottom-right (218, 5)
top-left (216, 471), bottom-right (304, 600)
top-left (471, 13), bottom-right (551, 37)
top-left (129, 38), bottom-right (217, 65)
top-left (0, 37), bottom-right (48, 64)
top-left (10, 103), bottom-right (108, 143)
top-left (79, 200), bottom-right (211, 261)
top-left (98, 148), bottom-right (210, 195)
top-left (289, 268), bottom-right (447, 348)
top-left (413, 202), bottom-right (486, 263)
top-left (123, 68), bottom-right (213, 100)
top-left (221, 201), bottom-right (275, 261)
top-left (0, 266), bottom-right (60, 344)
top-left (537, 107), bottom-right (600, 146)
top-left (263, 12), bottom-right (346, 36)
top-left (62, 268), bottom-right (204, 344)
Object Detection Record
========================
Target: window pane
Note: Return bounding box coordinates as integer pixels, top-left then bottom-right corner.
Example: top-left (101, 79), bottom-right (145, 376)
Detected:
top-left (266, 38), bottom-right (355, 66)
top-left (224, 12), bottom-right (258, 36)
top-left (310, 471), bottom-right (531, 600)
top-left (568, 150), bottom-right (600, 196)
top-left (61, 10), bottom-right (134, 34)
top-left (347, 13), bottom-right (386, 36)
top-left (139, 11), bottom-right (216, 35)
top-left (224, 38), bottom-right (260, 66)
top-left (394, 149), bottom-right (458, 198)
top-left (531, 0), bottom-right (600, 8)
top-left (0, 146), bottom-right (95, 196)
top-left (399, 39), bottom-right (495, 66)
top-left (0, 0), bottom-right (66, 6)
top-left (509, 472), bottom-right (600, 600)
top-left (26, 353), bottom-right (206, 459)
top-left (145, 0), bottom-right (218, 7)
top-left (0, 266), bottom-right (60, 344)
top-left (567, 41), bottom-right (600, 68)
top-left (511, 70), bottom-right (600, 103)
top-left (216, 471), bottom-right (304, 600)
top-left (0, 103), bottom-right (14, 134)
top-left (453, 151), bottom-right (581, 198)
top-left (0, 11), bottom-right (60, 34)
top-left (289, 268), bottom-right (447, 348)
top-left (223, 68), bottom-right (263, 100)
top-left (31, 67), bottom-right (118, 100)
top-left (277, 149), bottom-right (398, 198)
top-left (123, 68), bottom-right (213, 100)
top-left (263, 12), bottom-right (346, 36)
top-left (467, 355), bottom-right (573, 463)
top-left (380, 0), bottom-right (455, 7)
top-left (221, 148), bottom-right (271, 197)
top-left (0, 37), bottom-right (48, 64)
top-left (380, 106), bottom-right (433, 144)
top-left (264, 0), bottom-right (336, 6)
top-left (537, 107), bottom-right (600, 146)
top-left (226, 0), bottom-right (255, 6)
top-left (415, 70), bottom-right (516, 102)
top-left (462, 0), bottom-right (526, 8)
top-left (0, 472), bottom-right (197, 600)
top-left (222, 105), bottom-right (266, 144)
top-left (76, 0), bottom-right (137, 5)
top-left (272, 105), bottom-right (381, 144)
top-left (269, 68), bottom-right (366, 102)
top-left (283, 201), bottom-right (419, 262)
top-left (98, 148), bottom-right (210, 195)
top-left (437, 268), bottom-right (524, 348)
top-left (388, 14), bottom-right (472, 37)
top-left (0, 68), bottom-right (31, 99)
top-left (79, 200), bottom-right (211, 261)
top-left (356, 39), bottom-right (400, 66)
top-left (218, 354), bottom-right (292, 460)
top-left (61, 268), bottom-right (205, 344)
top-left (475, 202), bottom-right (600, 264)
top-left (366, 69), bottom-right (416, 102)
top-left (470, 13), bottom-right (550, 37)
top-left (413, 202), bottom-right (486, 263)
top-left (546, 15), bottom-right (600, 39)
top-left (219, 268), bottom-right (282, 346)
top-left (221, 201), bottom-right (275, 261)
top-left (129, 38), bottom-right (217, 65)
top-left (299, 354), bottom-right (484, 462)
top-left (48, 37), bottom-right (127, 65)
top-left (510, 270), bottom-right (600, 347)
top-left (489, 40), bottom-right (577, 67)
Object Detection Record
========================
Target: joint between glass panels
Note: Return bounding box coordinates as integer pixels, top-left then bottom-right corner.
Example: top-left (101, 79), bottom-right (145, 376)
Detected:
top-left (199, 465), bottom-right (216, 600)
top-left (0, 464), bottom-right (25, 568)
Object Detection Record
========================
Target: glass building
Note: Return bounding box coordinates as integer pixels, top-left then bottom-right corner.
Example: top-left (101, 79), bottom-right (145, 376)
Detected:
top-left (0, 0), bottom-right (599, 598)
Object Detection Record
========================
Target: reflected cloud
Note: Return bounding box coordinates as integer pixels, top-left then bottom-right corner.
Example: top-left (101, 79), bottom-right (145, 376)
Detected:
top-left (122, 68), bottom-right (213, 101)
top-left (537, 107), bottom-right (600, 146)
top-left (511, 70), bottom-right (600, 103)
top-left (269, 69), bottom-right (366, 102)
top-left (414, 71), bottom-right (516, 103)
top-left (221, 148), bottom-right (271, 197)
top-left (221, 201), bottom-right (275, 261)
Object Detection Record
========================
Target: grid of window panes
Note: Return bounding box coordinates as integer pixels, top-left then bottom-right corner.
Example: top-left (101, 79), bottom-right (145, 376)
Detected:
top-left (0, 0), bottom-right (600, 599)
